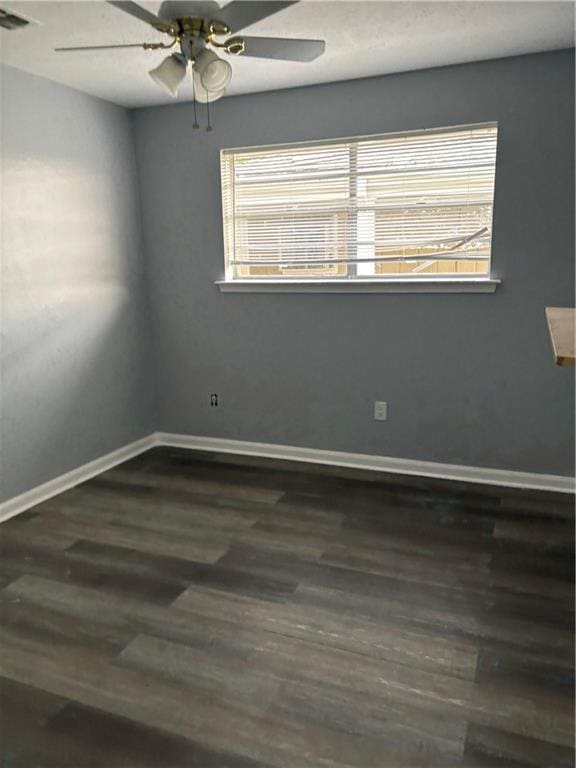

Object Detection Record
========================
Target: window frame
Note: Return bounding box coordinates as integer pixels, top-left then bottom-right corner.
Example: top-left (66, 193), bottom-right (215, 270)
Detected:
top-left (218, 123), bottom-right (500, 294)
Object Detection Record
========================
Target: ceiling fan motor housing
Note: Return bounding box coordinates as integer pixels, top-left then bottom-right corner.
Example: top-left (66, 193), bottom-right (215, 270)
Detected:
top-left (175, 16), bottom-right (238, 62)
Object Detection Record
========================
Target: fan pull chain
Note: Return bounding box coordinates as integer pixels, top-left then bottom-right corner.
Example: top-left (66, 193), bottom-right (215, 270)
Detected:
top-left (206, 97), bottom-right (213, 132)
top-left (192, 74), bottom-right (199, 130)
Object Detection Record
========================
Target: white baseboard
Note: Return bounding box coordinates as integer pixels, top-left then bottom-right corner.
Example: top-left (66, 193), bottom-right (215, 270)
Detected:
top-left (0, 435), bottom-right (156, 524)
top-left (156, 432), bottom-right (576, 494)
top-left (1, 431), bottom-right (573, 524)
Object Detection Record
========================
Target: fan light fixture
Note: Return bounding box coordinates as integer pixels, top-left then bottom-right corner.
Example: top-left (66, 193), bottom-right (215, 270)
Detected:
top-left (194, 49), bottom-right (232, 91)
top-left (192, 70), bottom-right (225, 103)
top-left (148, 53), bottom-right (187, 97)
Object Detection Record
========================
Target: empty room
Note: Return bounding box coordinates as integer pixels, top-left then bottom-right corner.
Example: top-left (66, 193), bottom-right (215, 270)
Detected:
top-left (0, 1), bottom-right (575, 766)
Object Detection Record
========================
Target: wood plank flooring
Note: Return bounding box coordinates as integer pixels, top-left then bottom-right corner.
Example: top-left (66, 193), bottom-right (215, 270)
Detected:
top-left (0, 447), bottom-right (573, 767)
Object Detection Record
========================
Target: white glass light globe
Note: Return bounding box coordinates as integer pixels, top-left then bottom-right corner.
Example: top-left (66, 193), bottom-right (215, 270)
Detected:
top-left (192, 70), bottom-right (225, 103)
top-left (194, 49), bottom-right (232, 92)
top-left (148, 54), bottom-right (187, 97)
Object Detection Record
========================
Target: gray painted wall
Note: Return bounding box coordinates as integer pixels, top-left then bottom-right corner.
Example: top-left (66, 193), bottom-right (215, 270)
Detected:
top-left (0, 65), bottom-right (156, 502)
top-left (133, 49), bottom-right (575, 476)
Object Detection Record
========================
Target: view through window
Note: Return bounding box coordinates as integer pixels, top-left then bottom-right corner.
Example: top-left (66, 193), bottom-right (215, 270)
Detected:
top-left (220, 123), bottom-right (498, 282)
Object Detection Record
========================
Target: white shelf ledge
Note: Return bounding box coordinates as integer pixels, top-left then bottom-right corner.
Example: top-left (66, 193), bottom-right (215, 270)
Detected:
top-left (216, 278), bottom-right (501, 294)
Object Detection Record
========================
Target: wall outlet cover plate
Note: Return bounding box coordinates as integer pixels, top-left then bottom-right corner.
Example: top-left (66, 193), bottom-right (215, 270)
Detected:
top-left (374, 401), bottom-right (387, 421)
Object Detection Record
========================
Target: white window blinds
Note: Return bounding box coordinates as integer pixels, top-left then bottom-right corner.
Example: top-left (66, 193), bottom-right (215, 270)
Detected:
top-left (220, 123), bottom-right (498, 281)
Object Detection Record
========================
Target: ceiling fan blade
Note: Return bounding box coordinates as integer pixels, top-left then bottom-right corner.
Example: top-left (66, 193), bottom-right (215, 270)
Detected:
top-left (237, 36), bottom-right (325, 62)
top-left (106, 1), bottom-right (171, 31)
top-left (219, 2), bottom-right (298, 33)
top-left (55, 43), bottom-right (146, 51)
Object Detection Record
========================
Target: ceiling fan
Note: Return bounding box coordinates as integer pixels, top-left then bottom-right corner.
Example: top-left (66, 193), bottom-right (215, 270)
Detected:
top-left (55, 1), bottom-right (325, 103)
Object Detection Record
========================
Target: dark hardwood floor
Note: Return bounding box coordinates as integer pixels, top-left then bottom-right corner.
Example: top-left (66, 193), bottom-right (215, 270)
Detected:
top-left (0, 447), bottom-right (574, 767)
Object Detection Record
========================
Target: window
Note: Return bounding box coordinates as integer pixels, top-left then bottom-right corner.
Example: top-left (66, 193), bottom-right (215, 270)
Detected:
top-left (219, 123), bottom-right (498, 291)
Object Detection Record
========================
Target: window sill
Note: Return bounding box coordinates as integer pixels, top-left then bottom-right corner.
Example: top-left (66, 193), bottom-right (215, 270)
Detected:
top-left (216, 278), bottom-right (501, 294)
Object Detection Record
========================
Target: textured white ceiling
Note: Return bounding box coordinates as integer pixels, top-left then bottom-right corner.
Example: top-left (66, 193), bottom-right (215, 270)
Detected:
top-left (0, 1), bottom-right (573, 107)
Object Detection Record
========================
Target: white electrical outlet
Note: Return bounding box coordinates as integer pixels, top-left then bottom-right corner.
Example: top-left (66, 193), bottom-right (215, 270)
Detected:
top-left (374, 401), bottom-right (388, 421)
